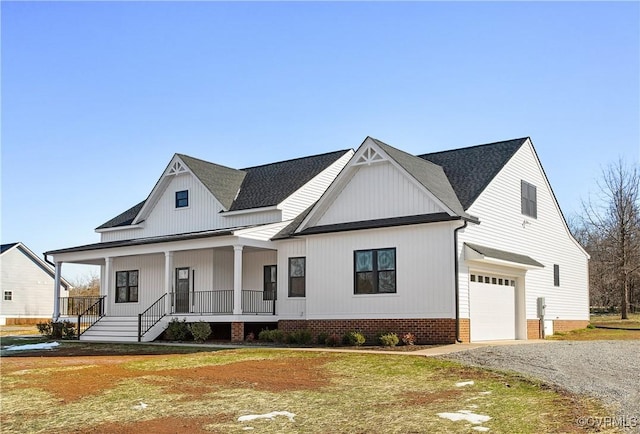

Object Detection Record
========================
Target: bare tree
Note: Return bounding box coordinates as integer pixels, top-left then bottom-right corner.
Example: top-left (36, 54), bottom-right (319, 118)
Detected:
top-left (581, 159), bottom-right (640, 319)
top-left (70, 271), bottom-right (101, 297)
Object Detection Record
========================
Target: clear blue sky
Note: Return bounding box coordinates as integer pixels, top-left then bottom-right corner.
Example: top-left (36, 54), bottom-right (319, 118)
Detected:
top-left (2, 1), bottom-right (639, 281)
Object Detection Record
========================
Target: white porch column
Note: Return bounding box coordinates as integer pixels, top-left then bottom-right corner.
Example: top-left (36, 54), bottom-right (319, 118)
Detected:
top-left (52, 262), bottom-right (62, 321)
top-left (233, 245), bottom-right (243, 315)
top-left (103, 257), bottom-right (113, 316)
top-left (164, 251), bottom-right (174, 314)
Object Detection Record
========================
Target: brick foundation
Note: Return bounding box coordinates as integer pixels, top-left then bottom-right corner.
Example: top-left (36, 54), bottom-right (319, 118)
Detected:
top-left (527, 319), bottom-right (542, 340)
top-left (278, 318), bottom-right (458, 345)
top-left (553, 320), bottom-right (590, 333)
top-left (4, 317), bottom-right (49, 326)
top-left (231, 322), bottom-right (244, 342)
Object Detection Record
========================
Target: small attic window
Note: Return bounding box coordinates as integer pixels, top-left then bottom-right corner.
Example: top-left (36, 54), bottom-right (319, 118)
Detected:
top-left (175, 190), bottom-right (189, 208)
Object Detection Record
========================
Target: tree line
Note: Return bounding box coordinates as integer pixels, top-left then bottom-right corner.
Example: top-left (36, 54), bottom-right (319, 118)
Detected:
top-left (571, 159), bottom-right (640, 319)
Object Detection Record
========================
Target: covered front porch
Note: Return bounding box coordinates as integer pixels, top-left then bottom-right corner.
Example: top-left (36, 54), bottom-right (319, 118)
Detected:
top-left (46, 229), bottom-right (280, 341)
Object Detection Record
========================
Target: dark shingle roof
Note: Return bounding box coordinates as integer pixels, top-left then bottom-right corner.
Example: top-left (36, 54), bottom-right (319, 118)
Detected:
top-left (465, 242), bottom-right (544, 268)
top-left (229, 150), bottom-right (350, 211)
top-left (370, 138), bottom-right (469, 217)
top-left (97, 149), bottom-right (350, 229)
top-left (96, 201), bottom-right (145, 230)
top-left (178, 154), bottom-right (246, 209)
top-left (419, 138), bottom-right (528, 210)
top-left (0, 243), bottom-right (19, 254)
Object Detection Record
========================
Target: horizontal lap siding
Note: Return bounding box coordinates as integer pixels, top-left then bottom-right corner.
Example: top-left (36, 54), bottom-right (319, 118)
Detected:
top-left (305, 223), bottom-right (457, 319)
top-left (459, 141), bottom-right (589, 321)
top-left (0, 248), bottom-right (62, 317)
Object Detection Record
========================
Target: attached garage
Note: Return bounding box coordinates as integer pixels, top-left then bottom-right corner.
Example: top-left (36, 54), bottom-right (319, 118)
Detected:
top-left (469, 274), bottom-right (517, 341)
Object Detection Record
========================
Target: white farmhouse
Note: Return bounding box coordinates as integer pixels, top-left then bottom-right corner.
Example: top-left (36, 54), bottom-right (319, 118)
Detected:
top-left (45, 137), bottom-right (589, 342)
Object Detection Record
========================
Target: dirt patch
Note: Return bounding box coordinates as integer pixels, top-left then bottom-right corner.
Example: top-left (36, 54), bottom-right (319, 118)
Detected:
top-left (402, 388), bottom-right (465, 405)
top-left (69, 415), bottom-right (234, 434)
top-left (2, 354), bottom-right (330, 402)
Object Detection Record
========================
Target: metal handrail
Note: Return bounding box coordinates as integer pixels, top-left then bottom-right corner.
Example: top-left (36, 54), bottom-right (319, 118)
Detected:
top-left (242, 289), bottom-right (276, 315)
top-left (59, 296), bottom-right (102, 316)
top-left (138, 293), bottom-right (167, 342)
top-left (77, 296), bottom-right (106, 338)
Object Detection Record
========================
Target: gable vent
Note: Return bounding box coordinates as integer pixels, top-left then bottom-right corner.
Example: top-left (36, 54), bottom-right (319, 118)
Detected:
top-left (168, 161), bottom-right (187, 175)
top-left (354, 146), bottom-right (385, 166)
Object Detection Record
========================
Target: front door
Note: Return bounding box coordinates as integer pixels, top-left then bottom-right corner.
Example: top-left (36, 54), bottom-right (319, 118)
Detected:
top-left (175, 267), bottom-right (190, 313)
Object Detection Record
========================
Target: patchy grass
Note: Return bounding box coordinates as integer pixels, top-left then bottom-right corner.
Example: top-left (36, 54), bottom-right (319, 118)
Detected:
top-left (0, 349), bottom-right (619, 433)
top-left (549, 327), bottom-right (640, 341)
top-left (590, 312), bottom-right (640, 329)
top-left (0, 325), bottom-right (40, 338)
top-left (0, 340), bottom-right (227, 357)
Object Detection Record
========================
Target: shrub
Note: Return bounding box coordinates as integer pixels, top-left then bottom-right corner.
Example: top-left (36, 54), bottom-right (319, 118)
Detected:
top-left (325, 333), bottom-right (341, 347)
top-left (36, 321), bottom-right (53, 338)
top-left (316, 332), bottom-right (329, 345)
top-left (36, 320), bottom-right (75, 339)
top-left (379, 332), bottom-right (399, 347)
top-left (165, 318), bottom-right (190, 341)
top-left (245, 332), bottom-right (255, 342)
top-left (258, 328), bottom-right (285, 343)
top-left (587, 324), bottom-right (596, 329)
top-left (401, 332), bottom-right (417, 346)
top-left (342, 331), bottom-right (366, 346)
top-left (287, 329), bottom-right (313, 345)
top-left (189, 321), bottom-right (212, 343)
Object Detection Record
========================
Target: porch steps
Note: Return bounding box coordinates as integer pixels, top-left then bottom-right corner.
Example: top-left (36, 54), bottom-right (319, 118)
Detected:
top-left (79, 316), bottom-right (140, 342)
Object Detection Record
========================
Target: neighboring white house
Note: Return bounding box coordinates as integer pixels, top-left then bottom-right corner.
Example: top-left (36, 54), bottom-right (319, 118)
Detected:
top-left (0, 242), bottom-right (71, 325)
top-left (45, 137), bottom-right (589, 343)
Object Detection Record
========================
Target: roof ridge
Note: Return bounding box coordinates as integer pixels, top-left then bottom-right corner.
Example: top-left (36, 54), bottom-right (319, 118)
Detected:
top-left (419, 137), bottom-right (529, 157)
top-left (240, 149), bottom-right (352, 171)
top-left (176, 153), bottom-right (244, 173)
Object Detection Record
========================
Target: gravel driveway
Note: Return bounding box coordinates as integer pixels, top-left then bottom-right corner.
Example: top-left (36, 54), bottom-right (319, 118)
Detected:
top-left (441, 341), bottom-right (640, 432)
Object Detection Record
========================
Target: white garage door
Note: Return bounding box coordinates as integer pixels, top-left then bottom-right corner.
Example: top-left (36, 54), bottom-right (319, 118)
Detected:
top-left (469, 274), bottom-right (516, 341)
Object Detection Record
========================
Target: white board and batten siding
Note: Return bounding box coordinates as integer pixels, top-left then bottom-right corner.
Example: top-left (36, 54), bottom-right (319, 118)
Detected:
top-left (280, 150), bottom-right (354, 221)
top-left (293, 223), bottom-right (458, 320)
top-left (101, 172), bottom-right (231, 242)
top-left (458, 139), bottom-right (589, 322)
top-left (0, 247), bottom-right (67, 322)
top-left (275, 239), bottom-right (307, 319)
top-left (315, 161), bottom-right (447, 226)
top-left (107, 248), bottom-right (276, 317)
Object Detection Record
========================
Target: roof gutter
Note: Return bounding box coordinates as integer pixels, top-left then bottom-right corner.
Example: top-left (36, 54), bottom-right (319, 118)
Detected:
top-left (453, 219), bottom-right (468, 344)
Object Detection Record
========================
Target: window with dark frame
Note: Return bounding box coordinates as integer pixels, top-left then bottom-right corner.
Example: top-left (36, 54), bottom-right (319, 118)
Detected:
top-left (553, 264), bottom-right (560, 287)
top-left (521, 180), bottom-right (537, 218)
top-left (263, 265), bottom-right (277, 301)
top-left (3, 291), bottom-right (12, 301)
top-left (288, 257), bottom-right (306, 297)
top-left (175, 190), bottom-right (189, 208)
top-left (354, 248), bottom-right (396, 294)
top-left (115, 270), bottom-right (139, 303)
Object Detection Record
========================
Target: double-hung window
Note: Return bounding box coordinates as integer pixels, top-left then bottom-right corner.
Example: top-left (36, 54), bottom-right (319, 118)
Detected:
top-left (175, 190), bottom-right (189, 208)
top-left (115, 270), bottom-right (139, 303)
top-left (3, 291), bottom-right (12, 301)
top-left (288, 257), bottom-right (306, 297)
top-left (354, 248), bottom-right (396, 294)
